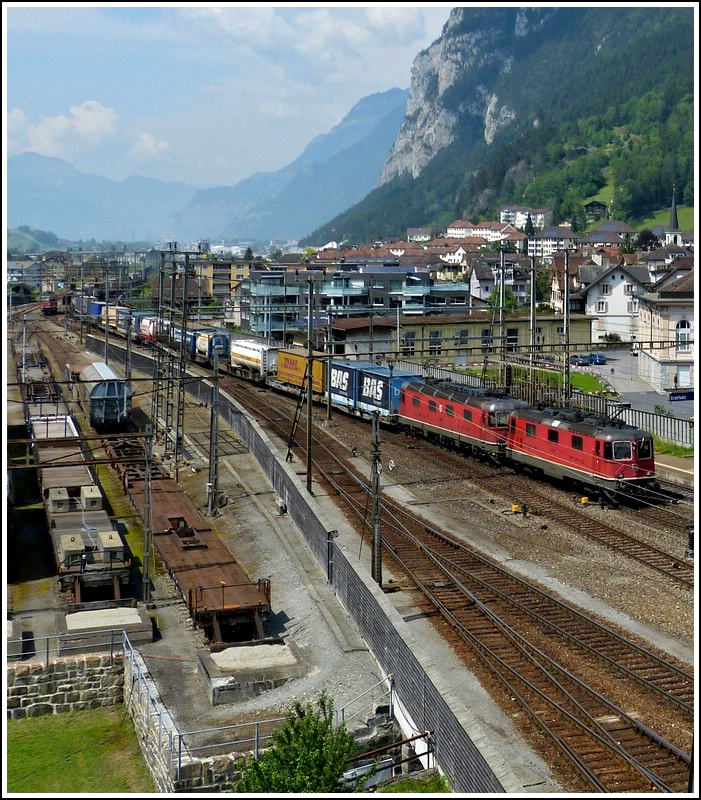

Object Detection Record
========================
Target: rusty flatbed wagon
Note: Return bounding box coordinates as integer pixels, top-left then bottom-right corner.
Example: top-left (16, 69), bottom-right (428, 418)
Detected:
top-left (128, 475), bottom-right (272, 647)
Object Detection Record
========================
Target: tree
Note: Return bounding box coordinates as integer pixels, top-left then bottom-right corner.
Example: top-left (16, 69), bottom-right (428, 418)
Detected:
top-left (235, 694), bottom-right (370, 793)
top-left (487, 285), bottom-right (519, 310)
top-left (620, 232), bottom-right (637, 254)
top-left (524, 213), bottom-right (535, 237)
top-left (635, 229), bottom-right (661, 251)
top-left (244, 246), bottom-right (254, 261)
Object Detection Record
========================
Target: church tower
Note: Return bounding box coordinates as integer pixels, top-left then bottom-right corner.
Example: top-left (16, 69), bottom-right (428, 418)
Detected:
top-left (665, 186), bottom-right (682, 246)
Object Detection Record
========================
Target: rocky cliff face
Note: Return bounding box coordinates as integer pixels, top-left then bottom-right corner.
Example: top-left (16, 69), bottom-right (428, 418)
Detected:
top-left (379, 7), bottom-right (553, 185)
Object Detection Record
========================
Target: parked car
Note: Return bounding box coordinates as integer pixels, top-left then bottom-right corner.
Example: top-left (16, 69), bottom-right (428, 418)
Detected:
top-left (569, 354), bottom-right (591, 366)
top-left (588, 352), bottom-right (608, 365)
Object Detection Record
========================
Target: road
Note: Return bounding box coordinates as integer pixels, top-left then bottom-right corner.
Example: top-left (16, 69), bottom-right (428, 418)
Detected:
top-left (585, 348), bottom-right (694, 419)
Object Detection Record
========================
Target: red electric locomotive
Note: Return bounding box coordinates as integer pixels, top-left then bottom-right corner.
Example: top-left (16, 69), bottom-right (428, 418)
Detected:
top-left (40, 293), bottom-right (58, 315)
top-left (506, 407), bottom-right (658, 500)
top-left (397, 379), bottom-right (531, 459)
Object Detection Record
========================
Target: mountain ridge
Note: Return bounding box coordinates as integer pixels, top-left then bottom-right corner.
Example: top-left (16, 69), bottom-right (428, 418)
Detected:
top-left (8, 88), bottom-right (409, 244)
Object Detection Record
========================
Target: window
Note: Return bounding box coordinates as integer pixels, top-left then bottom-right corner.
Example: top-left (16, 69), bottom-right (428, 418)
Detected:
top-left (600, 284), bottom-right (610, 295)
top-left (526, 423), bottom-right (536, 436)
top-left (428, 400), bottom-right (437, 413)
top-left (481, 328), bottom-right (493, 351)
top-left (572, 435), bottom-right (583, 451)
top-left (676, 320), bottom-right (691, 353)
top-left (488, 411), bottom-right (511, 427)
top-left (506, 328), bottom-right (519, 351)
top-left (450, 297), bottom-right (466, 305)
top-left (627, 299), bottom-right (638, 314)
top-left (455, 329), bottom-right (469, 345)
top-left (463, 409), bottom-right (473, 422)
top-left (637, 438), bottom-right (652, 459)
top-left (446, 405), bottom-right (454, 417)
top-left (402, 331), bottom-right (416, 356)
top-left (603, 441), bottom-right (633, 460)
top-left (596, 300), bottom-right (608, 313)
top-left (429, 330), bottom-right (442, 355)
top-left (412, 396), bottom-right (420, 408)
top-left (624, 283), bottom-right (635, 295)
top-left (547, 429), bottom-right (559, 443)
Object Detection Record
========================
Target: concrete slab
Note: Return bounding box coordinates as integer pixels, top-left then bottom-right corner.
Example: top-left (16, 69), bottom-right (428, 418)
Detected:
top-left (56, 603), bottom-right (153, 655)
top-left (197, 641), bottom-right (308, 705)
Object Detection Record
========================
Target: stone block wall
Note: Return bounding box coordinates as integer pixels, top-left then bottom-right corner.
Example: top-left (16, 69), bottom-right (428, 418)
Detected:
top-left (6, 654), bottom-right (124, 720)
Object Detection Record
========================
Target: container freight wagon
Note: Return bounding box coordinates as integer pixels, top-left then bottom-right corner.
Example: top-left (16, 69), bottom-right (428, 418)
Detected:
top-left (328, 362), bottom-right (422, 418)
top-left (78, 362), bottom-right (132, 428)
top-left (138, 315), bottom-right (159, 344)
top-left (195, 330), bottom-right (230, 363)
top-left (73, 294), bottom-right (90, 315)
top-left (86, 299), bottom-right (107, 327)
top-left (101, 305), bottom-right (132, 331)
top-left (115, 309), bottom-right (152, 341)
top-left (275, 347), bottom-right (326, 394)
top-left (29, 413), bottom-right (131, 598)
top-left (228, 339), bottom-right (279, 381)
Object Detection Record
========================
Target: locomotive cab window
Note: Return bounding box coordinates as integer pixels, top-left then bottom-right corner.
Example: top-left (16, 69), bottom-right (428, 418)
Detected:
top-left (547, 429), bottom-right (559, 443)
top-left (428, 400), bottom-right (437, 413)
top-left (412, 396), bottom-right (420, 408)
top-left (463, 409), bottom-right (472, 422)
top-left (604, 441), bottom-right (633, 460)
top-left (446, 405), bottom-right (454, 417)
top-left (637, 438), bottom-right (653, 458)
top-left (571, 435), bottom-right (583, 451)
top-left (526, 423), bottom-right (536, 437)
top-left (488, 411), bottom-right (510, 427)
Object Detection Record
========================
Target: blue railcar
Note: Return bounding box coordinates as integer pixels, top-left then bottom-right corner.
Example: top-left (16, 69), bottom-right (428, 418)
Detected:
top-left (86, 299), bottom-right (106, 325)
top-left (328, 361), bottom-right (372, 412)
top-left (328, 362), bottom-right (421, 417)
top-left (357, 365), bottom-right (422, 416)
top-left (73, 294), bottom-right (90, 314)
top-left (196, 330), bottom-right (230, 361)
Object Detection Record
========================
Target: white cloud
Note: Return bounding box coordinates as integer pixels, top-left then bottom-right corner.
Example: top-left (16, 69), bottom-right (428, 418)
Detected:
top-left (129, 133), bottom-right (171, 160)
top-left (7, 100), bottom-right (118, 158)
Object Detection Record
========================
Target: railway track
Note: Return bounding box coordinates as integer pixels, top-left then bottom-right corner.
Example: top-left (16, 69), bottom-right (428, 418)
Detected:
top-left (55, 331), bottom-right (693, 790)
top-left (217, 376), bottom-right (693, 792)
top-left (381, 427), bottom-right (695, 590)
top-left (220, 380), bottom-right (694, 792)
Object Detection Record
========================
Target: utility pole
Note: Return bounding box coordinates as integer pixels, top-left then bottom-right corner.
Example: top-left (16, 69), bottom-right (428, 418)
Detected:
top-left (499, 248), bottom-right (505, 380)
top-left (529, 256), bottom-right (537, 402)
top-left (208, 347), bottom-right (221, 516)
top-left (142, 424), bottom-right (153, 602)
top-left (326, 309), bottom-right (333, 420)
top-left (564, 250), bottom-right (571, 403)
top-left (371, 412), bottom-right (382, 587)
top-left (306, 278), bottom-right (314, 494)
top-left (104, 263), bottom-right (109, 364)
top-left (174, 254), bottom-right (189, 482)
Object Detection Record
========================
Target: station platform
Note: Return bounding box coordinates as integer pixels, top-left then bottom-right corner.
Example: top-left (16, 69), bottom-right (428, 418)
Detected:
top-left (654, 453), bottom-right (695, 488)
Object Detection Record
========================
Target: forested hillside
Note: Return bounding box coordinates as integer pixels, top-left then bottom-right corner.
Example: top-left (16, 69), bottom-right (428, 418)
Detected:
top-left (302, 7), bottom-right (694, 245)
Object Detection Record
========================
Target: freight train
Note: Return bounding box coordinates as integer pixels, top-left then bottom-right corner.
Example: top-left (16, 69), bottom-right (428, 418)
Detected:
top-left (77, 304), bottom-right (659, 500)
top-left (27, 411), bottom-right (132, 600)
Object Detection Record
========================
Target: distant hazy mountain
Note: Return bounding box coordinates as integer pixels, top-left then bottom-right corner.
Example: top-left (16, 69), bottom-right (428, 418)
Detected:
top-left (7, 153), bottom-right (197, 241)
top-left (164, 88), bottom-right (409, 241)
top-left (7, 88), bottom-right (408, 243)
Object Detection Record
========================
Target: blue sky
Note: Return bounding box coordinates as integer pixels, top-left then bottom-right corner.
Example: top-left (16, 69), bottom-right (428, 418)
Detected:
top-left (5, 3), bottom-right (452, 188)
